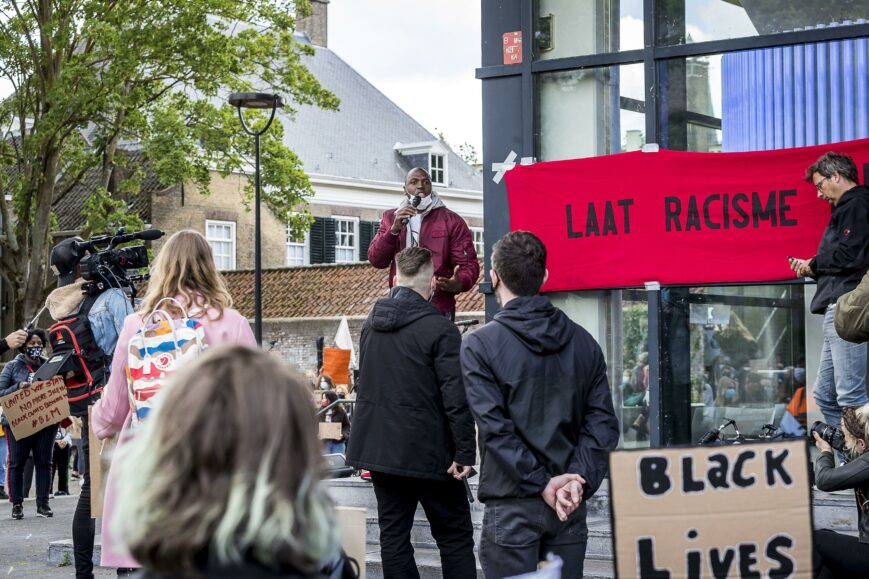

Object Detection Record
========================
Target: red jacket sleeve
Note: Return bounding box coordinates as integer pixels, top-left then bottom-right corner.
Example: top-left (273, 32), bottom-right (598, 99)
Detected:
top-left (367, 209), bottom-right (402, 269)
top-left (448, 215), bottom-right (480, 292)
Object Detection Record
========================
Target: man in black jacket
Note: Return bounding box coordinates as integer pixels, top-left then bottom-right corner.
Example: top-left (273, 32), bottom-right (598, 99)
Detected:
top-left (346, 247), bottom-right (477, 579)
top-left (790, 152), bottom-right (869, 432)
top-left (461, 231), bottom-right (620, 579)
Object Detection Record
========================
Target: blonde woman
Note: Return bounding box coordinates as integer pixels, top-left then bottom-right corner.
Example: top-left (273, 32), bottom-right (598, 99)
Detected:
top-left (92, 230), bottom-right (256, 572)
top-left (113, 345), bottom-right (343, 578)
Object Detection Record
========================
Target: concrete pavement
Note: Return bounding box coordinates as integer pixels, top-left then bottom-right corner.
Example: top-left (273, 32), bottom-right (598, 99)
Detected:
top-left (0, 493), bottom-right (114, 578)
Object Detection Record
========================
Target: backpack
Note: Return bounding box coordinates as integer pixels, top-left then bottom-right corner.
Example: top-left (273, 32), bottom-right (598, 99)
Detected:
top-left (47, 294), bottom-right (109, 416)
top-left (127, 298), bottom-right (208, 426)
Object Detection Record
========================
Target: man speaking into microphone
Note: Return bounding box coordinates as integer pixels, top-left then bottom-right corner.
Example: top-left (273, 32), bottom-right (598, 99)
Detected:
top-left (368, 167), bottom-right (479, 319)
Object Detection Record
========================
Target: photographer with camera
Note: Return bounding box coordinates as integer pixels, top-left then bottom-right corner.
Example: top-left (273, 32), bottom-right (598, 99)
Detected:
top-left (812, 404), bottom-right (869, 578)
top-left (47, 235), bottom-right (137, 579)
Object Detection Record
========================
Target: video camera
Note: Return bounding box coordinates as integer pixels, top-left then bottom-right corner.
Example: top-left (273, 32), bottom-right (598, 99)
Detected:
top-left (52, 227), bottom-right (164, 297)
top-left (809, 420), bottom-right (846, 451)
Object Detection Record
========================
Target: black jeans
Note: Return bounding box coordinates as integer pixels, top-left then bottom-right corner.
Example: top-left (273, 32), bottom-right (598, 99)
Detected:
top-left (370, 471), bottom-right (476, 579)
top-left (813, 528), bottom-right (869, 578)
top-left (479, 497), bottom-right (588, 579)
top-left (7, 423), bottom-right (56, 506)
top-left (73, 414), bottom-right (95, 579)
top-left (52, 443), bottom-right (70, 494)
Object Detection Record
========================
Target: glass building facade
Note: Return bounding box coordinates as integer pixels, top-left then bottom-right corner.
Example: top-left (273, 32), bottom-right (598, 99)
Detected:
top-left (479, 0), bottom-right (869, 447)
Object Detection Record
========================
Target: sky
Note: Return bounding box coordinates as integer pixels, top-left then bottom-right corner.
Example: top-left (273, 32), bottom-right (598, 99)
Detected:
top-left (328, 0), bottom-right (483, 157)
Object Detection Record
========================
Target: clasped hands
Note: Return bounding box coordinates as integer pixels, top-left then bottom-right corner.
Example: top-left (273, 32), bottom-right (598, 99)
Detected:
top-left (542, 474), bottom-right (586, 522)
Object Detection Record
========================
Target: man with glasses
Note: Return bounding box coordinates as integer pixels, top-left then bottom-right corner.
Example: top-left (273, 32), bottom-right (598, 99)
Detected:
top-left (790, 152), bottom-right (869, 438)
top-left (368, 167), bottom-right (479, 320)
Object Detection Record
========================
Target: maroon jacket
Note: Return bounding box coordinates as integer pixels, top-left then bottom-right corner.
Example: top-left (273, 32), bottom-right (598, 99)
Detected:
top-left (368, 206), bottom-right (480, 315)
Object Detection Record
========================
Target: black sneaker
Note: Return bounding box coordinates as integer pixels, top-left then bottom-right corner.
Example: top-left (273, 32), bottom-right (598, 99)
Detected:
top-left (55, 490), bottom-right (69, 496)
top-left (36, 504), bottom-right (53, 518)
top-left (11, 503), bottom-right (23, 520)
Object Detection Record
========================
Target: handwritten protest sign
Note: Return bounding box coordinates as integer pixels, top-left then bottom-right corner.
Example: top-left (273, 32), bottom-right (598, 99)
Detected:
top-left (319, 422), bottom-right (342, 440)
top-left (609, 440), bottom-right (812, 579)
top-left (0, 376), bottom-right (70, 439)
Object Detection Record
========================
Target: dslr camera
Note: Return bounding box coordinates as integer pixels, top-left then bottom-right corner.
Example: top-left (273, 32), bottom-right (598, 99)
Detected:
top-left (809, 420), bottom-right (845, 451)
top-left (50, 227), bottom-right (164, 297)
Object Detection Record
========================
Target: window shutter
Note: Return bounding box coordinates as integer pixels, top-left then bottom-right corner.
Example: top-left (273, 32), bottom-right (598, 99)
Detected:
top-left (359, 221), bottom-right (376, 261)
top-left (310, 217), bottom-right (337, 264)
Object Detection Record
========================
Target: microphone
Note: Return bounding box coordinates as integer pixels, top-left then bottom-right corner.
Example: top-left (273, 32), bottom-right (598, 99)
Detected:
top-left (110, 228), bottom-right (164, 246)
top-left (401, 195), bottom-right (423, 225)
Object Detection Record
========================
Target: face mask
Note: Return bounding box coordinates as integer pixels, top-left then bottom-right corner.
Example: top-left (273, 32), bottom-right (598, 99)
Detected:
top-left (25, 346), bottom-right (43, 359)
top-left (415, 195), bottom-right (433, 212)
top-left (320, 379), bottom-right (328, 390)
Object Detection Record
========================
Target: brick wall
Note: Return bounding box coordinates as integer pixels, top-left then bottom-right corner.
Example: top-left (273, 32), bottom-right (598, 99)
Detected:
top-left (150, 173), bottom-right (289, 270)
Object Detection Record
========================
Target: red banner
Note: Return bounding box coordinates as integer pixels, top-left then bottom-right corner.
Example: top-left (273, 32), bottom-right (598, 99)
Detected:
top-left (505, 139), bottom-right (869, 292)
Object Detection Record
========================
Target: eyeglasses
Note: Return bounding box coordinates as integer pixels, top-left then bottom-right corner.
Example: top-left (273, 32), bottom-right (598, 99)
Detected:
top-left (814, 176), bottom-right (831, 192)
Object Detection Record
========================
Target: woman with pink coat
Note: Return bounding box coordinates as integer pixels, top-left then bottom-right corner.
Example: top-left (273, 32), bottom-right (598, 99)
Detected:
top-left (91, 230), bottom-right (256, 573)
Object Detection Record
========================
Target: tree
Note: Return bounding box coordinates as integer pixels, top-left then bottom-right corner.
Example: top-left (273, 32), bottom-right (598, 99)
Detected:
top-left (0, 0), bottom-right (338, 326)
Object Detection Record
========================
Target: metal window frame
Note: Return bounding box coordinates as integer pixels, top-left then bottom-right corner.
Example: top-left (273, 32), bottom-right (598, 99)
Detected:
top-left (479, 0), bottom-right (868, 447)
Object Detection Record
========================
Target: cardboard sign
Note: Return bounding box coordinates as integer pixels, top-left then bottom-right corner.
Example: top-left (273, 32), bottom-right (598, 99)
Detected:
top-left (503, 31), bottom-right (522, 64)
top-left (336, 506), bottom-right (366, 579)
top-left (88, 406), bottom-right (117, 518)
top-left (0, 376), bottom-right (70, 439)
top-left (609, 440), bottom-right (812, 579)
top-left (319, 421), bottom-right (342, 440)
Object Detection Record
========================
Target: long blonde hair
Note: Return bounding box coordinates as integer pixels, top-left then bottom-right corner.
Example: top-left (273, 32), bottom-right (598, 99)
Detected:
top-left (112, 345), bottom-right (341, 575)
top-left (139, 230), bottom-right (233, 319)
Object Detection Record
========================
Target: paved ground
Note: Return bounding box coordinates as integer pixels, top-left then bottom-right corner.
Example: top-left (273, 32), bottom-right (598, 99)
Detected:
top-left (0, 492), bottom-right (114, 578)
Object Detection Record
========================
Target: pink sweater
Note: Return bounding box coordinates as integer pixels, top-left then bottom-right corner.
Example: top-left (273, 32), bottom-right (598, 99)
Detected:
top-left (91, 306), bottom-right (256, 568)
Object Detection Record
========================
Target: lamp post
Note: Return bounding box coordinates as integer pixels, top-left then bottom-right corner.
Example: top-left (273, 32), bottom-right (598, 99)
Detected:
top-left (228, 92), bottom-right (283, 345)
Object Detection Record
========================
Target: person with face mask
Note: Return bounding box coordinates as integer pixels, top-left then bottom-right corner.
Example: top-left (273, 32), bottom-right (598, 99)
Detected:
top-left (0, 328), bottom-right (57, 520)
top-left (813, 403), bottom-right (869, 577)
top-left (368, 167), bottom-right (480, 320)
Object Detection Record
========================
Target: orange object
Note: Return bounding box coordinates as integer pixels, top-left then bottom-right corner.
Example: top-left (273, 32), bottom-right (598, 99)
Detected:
top-left (788, 386), bottom-right (807, 427)
top-left (322, 347), bottom-right (351, 386)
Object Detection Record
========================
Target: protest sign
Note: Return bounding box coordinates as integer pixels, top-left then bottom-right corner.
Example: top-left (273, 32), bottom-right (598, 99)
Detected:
top-left (0, 376), bottom-right (70, 439)
top-left (88, 405), bottom-right (117, 518)
top-left (319, 422), bottom-right (342, 440)
top-left (609, 440), bottom-right (812, 578)
top-left (505, 137), bottom-right (869, 291)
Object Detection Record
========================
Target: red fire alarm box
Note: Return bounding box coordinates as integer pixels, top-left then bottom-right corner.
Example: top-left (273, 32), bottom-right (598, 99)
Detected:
top-left (503, 31), bottom-right (522, 65)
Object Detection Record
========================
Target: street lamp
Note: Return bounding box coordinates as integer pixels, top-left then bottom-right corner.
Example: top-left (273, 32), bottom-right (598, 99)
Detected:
top-left (228, 91), bottom-right (283, 345)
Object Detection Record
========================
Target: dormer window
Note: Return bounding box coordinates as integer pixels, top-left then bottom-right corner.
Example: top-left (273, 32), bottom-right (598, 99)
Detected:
top-left (394, 140), bottom-right (450, 188)
top-left (429, 153), bottom-right (445, 185)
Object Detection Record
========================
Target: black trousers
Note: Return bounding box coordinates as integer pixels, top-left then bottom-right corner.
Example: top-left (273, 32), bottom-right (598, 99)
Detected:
top-left (479, 497), bottom-right (588, 579)
top-left (814, 528), bottom-right (869, 578)
top-left (7, 424), bottom-right (56, 506)
top-left (52, 444), bottom-right (70, 494)
top-left (370, 471), bottom-right (476, 579)
top-left (73, 414), bottom-right (95, 579)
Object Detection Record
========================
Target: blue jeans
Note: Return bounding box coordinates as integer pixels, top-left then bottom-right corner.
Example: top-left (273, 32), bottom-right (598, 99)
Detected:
top-left (323, 440), bottom-right (346, 455)
top-left (814, 305), bottom-right (869, 428)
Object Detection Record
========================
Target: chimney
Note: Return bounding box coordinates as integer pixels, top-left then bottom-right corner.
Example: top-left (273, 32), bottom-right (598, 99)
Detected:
top-left (296, 0), bottom-right (329, 47)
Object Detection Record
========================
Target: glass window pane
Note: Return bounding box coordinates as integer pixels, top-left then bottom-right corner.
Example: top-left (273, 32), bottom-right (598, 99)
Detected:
top-left (659, 285), bottom-right (806, 445)
top-left (656, 1), bottom-right (867, 46)
top-left (535, 0), bottom-right (644, 59)
top-left (536, 63), bottom-right (645, 161)
top-left (661, 39), bottom-right (869, 152)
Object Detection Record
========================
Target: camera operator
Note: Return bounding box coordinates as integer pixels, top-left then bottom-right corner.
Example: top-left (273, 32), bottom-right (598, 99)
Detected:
top-left (812, 403), bottom-right (869, 578)
top-left (47, 237), bottom-right (133, 579)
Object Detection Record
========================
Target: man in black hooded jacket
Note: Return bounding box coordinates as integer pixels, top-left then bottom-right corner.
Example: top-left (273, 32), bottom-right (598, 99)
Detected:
top-left (346, 247), bottom-right (477, 579)
top-left (461, 231), bottom-right (619, 579)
